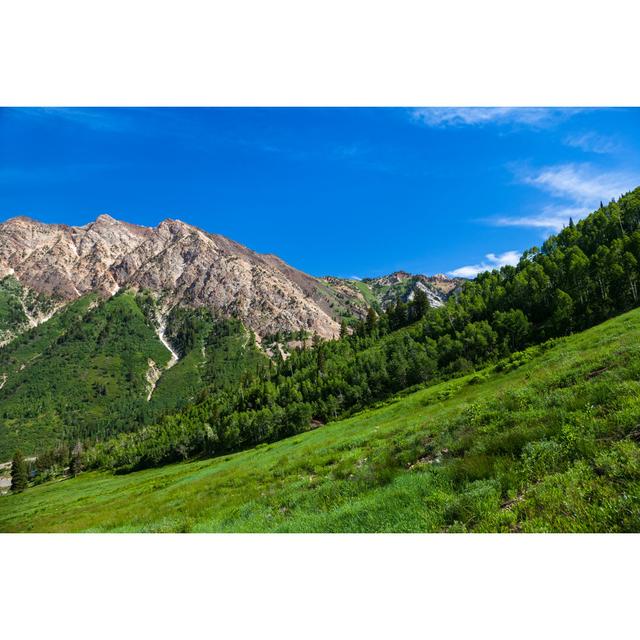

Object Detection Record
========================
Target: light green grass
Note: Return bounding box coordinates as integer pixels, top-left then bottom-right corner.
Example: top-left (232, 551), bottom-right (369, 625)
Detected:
top-left (2, 308), bottom-right (640, 532)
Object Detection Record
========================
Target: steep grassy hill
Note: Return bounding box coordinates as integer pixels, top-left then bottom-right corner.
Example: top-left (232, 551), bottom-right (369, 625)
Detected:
top-left (3, 307), bottom-right (639, 532)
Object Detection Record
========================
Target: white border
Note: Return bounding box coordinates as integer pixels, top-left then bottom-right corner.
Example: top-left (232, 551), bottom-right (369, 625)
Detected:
top-left (1, 0), bottom-right (640, 106)
top-left (2, 1), bottom-right (640, 637)
top-left (2, 534), bottom-right (638, 639)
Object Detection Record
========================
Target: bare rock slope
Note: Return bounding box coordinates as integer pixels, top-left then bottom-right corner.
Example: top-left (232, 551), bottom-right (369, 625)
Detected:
top-left (0, 214), bottom-right (340, 339)
top-left (0, 214), bottom-right (462, 341)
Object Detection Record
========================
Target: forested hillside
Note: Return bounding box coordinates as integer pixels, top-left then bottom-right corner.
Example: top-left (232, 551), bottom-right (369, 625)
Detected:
top-left (64, 187), bottom-right (640, 474)
top-left (3, 306), bottom-right (639, 532)
top-left (0, 290), bottom-right (267, 459)
top-left (3, 188), bottom-right (640, 479)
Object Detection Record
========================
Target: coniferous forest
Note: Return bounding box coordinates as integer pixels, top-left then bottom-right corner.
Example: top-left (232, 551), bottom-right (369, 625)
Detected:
top-left (3, 187), bottom-right (640, 535)
top-left (51, 187), bottom-right (640, 473)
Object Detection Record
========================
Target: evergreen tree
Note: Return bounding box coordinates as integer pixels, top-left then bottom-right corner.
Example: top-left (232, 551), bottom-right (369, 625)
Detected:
top-left (365, 307), bottom-right (378, 334)
top-left (410, 288), bottom-right (430, 321)
top-left (10, 450), bottom-right (28, 492)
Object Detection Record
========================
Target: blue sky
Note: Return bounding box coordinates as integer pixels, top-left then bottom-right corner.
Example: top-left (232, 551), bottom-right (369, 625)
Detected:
top-left (1, 107), bottom-right (639, 278)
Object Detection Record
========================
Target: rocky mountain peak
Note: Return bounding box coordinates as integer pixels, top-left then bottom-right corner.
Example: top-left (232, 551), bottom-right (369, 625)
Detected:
top-left (0, 213), bottom-right (463, 341)
top-left (0, 214), bottom-right (344, 339)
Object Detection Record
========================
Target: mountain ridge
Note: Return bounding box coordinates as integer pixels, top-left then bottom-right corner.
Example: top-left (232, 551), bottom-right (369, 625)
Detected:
top-left (0, 214), bottom-right (461, 342)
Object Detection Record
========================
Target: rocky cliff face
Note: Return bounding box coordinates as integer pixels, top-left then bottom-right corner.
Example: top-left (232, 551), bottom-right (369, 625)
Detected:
top-left (322, 271), bottom-right (463, 313)
top-left (0, 214), bottom-right (462, 341)
top-left (364, 271), bottom-right (463, 308)
top-left (0, 214), bottom-right (341, 339)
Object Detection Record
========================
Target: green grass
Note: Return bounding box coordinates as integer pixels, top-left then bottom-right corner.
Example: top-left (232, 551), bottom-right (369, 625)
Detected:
top-left (350, 280), bottom-right (380, 310)
top-left (2, 308), bottom-right (640, 532)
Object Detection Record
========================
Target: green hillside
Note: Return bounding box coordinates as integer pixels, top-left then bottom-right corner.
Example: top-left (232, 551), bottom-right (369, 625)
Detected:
top-left (2, 306), bottom-right (639, 532)
top-left (0, 290), bottom-right (268, 460)
top-left (148, 306), bottom-right (268, 415)
top-left (0, 292), bottom-right (172, 458)
top-left (0, 276), bottom-right (28, 344)
top-left (0, 276), bottom-right (58, 346)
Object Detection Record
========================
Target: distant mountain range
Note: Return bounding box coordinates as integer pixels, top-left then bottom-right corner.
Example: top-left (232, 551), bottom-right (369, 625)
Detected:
top-left (0, 214), bottom-right (462, 346)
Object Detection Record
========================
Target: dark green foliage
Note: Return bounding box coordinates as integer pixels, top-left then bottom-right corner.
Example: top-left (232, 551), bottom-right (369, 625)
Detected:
top-left (10, 450), bottom-right (28, 492)
top-left (5, 188), bottom-right (640, 487)
top-left (149, 307), bottom-right (268, 415)
top-left (4, 307), bottom-right (640, 532)
top-left (0, 277), bottom-right (29, 341)
top-left (71, 187), bottom-right (640, 474)
top-left (410, 287), bottom-right (430, 321)
top-left (0, 292), bottom-right (171, 459)
top-left (69, 442), bottom-right (84, 477)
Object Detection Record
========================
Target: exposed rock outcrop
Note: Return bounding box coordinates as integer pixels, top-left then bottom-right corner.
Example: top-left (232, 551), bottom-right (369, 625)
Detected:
top-left (0, 214), bottom-right (462, 340)
top-left (0, 215), bottom-right (342, 339)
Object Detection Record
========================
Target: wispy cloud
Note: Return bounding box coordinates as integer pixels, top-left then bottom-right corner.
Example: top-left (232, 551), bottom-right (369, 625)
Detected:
top-left (485, 163), bottom-right (636, 233)
top-left (564, 132), bottom-right (619, 154)
top-left (522, 163), bottom-right (632, 205)
top-left (490, 205), bottom-right (587, 233)
top-left (449, 250), bottom-right (520, 278)
top-left (410, 107), bottom-right (577, 129)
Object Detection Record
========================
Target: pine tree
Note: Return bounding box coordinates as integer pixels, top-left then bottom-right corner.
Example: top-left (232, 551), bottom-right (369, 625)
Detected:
top-left (340, 320), bottom-right (349, 339)
top-left (10, 450), bottom-right (28, 492)
top-left (365, 307), bottom-right (377, 334)
top-left (411, 288), bottom-right (430, 320)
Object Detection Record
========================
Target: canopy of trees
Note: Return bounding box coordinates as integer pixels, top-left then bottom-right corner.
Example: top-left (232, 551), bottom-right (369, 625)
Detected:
top-left (37, 188), bottom-right (640, 475)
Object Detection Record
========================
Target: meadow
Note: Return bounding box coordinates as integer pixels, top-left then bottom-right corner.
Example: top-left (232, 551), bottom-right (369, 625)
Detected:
top-left (2, 307), bottom-right (639, 532)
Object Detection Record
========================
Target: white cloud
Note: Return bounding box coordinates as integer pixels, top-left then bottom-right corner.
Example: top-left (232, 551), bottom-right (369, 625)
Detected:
top-left (564, 132), bottom-right (619, 154)
top-left (523, 163), bottom-right (633, 205)
top-left (485, 163), bottom-right (636, 233)
top-left (489, 205), bottom-right (589, 233)
top-left (449, 250), bottom-right (521, 278)
top-left (410, 107), bottom-right (575, 129)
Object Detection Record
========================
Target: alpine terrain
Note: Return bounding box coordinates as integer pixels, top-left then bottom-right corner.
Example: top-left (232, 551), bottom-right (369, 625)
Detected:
top-left (2, 187), bottom-right (640, 533)
top-left (0, 214), bottom-right (459, 460)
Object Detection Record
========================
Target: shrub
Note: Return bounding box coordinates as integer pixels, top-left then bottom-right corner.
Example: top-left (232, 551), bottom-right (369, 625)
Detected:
top-left (521, 440), bottom-right (566, 481)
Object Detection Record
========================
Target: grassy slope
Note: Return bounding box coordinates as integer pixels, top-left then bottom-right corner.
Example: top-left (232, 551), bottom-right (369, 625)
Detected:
top-left (149, 317), bottom-right (267, 414)
top-left (2, 308), bottom-right (640, 532)
top-left (350, 280), bottom-right (381, 311)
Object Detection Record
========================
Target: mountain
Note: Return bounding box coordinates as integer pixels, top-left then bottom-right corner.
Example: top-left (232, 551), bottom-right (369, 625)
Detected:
top-left (0, 215), bottom-right (461, 346)
top-left (0, 214), bottom-right (343, 342)
top-left (3, 188), bottom-right (640, 533)
top-left (324, 271), bottom-right (462, 311)
top-left (0, 213), bottom-right (461, 459)
top-left (32, 187), bottom-right (640, 475)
